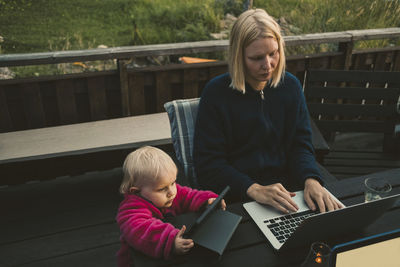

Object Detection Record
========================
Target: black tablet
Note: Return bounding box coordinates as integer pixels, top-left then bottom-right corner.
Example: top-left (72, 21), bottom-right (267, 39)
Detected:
top-left (186, 185), bottom-right (230, 235)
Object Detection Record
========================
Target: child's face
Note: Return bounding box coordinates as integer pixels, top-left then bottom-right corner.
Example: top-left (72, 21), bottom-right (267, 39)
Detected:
top-left (138, 171), bottom-right (177, 209)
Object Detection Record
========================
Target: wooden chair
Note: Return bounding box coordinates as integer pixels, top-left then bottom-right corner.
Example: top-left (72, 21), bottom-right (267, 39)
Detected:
top-left (304, 69), bottom-right (400, 178)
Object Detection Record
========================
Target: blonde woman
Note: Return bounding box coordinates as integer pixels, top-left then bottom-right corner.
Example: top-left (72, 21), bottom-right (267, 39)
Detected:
top-left (193, 9), bottom-right (342, 214)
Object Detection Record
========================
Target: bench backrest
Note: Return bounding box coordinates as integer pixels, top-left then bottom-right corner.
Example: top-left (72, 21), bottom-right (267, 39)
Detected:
top-left (305, 69), bottom-right (400, 151)
top-left (305, 69), bottom-right (400, 133)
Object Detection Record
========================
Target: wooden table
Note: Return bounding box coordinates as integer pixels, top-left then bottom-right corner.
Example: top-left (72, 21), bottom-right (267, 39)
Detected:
top-left (132, 169), bottom-right (400, 267)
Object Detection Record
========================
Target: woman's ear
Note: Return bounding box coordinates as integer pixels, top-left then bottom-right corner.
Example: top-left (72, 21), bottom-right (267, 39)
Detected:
top-left (129, 186), bottom-right (140, 194)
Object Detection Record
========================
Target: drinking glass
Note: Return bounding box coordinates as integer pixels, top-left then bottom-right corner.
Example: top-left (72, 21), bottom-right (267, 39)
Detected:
top-left (301, 242), bottom-right (331, 267)
top-left (364, 177), bottom-right (392, 202)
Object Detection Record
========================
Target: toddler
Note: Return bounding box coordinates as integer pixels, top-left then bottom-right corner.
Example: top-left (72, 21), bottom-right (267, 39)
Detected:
top-left (116, 146), bottom-right (225, 266)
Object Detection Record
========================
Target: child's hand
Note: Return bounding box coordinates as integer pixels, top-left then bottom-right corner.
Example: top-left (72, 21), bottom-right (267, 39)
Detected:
top-left (173, 225), bottom-right (194, 255)
top-left (207, 198), bottom-right (226, 210)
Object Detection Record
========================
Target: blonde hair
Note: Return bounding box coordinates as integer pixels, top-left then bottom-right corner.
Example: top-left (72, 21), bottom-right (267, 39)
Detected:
top-left (119, 146), bottom-right (177, 194)
top-left (228, 8), bottom-right (286, 92)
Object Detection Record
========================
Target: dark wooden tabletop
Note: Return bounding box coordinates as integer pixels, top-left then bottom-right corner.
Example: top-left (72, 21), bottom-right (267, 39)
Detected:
top-left (132, 170), bottom-right (400, 267)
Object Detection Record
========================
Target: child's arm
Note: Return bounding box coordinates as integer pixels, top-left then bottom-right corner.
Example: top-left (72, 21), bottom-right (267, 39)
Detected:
top-left (117, 201), bottom-right (179, 259)
top-left (175, 184), bottom-right (218, 213)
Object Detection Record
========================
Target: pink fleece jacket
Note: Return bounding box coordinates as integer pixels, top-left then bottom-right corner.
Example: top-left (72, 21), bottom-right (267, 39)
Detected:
top-left (116, 184), bottom-right (218, 266)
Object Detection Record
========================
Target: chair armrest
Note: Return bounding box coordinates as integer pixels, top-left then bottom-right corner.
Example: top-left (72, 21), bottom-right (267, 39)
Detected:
top-left (310, 118), bottom-right (330, 163)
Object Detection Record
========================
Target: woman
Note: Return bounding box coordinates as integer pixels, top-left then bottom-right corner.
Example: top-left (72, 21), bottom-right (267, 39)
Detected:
top-left (193, 9), bottom-right (341, 213)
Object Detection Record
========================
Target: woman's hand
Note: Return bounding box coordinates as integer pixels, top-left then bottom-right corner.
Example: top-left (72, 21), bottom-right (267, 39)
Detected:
top-left (207, 197), bottom-right (226, 210)
top-left (304, 178), bottom-right (344, 212)
top-left (247, 183), bottom-right (299, 213)
top-left (173, 225), bottom-right (194, 255)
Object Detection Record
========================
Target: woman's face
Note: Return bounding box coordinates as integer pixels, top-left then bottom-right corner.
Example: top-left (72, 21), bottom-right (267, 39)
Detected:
top-left (244, 37), bottom-right (279, 91)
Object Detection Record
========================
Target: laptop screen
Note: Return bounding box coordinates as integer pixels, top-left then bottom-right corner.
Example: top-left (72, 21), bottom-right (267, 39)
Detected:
top-left (331, 229), bottom-right (400, 267)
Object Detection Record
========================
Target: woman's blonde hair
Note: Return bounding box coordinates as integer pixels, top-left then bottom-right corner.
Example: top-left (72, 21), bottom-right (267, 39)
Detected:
top-left (228, 8), bottom-right (286, 92)
top-left (119, 146), bottom-right (177, 194)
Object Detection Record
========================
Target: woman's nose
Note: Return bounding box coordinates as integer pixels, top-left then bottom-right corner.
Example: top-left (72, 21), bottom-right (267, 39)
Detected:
top-left (262, 57), bottom-right (271, 70)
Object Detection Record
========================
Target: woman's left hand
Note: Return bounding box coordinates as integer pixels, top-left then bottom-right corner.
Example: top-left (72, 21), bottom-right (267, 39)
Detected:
top-left (304, 178), bottom-right (344, 213)
top-left (207, 198), bottom-right (226, 210)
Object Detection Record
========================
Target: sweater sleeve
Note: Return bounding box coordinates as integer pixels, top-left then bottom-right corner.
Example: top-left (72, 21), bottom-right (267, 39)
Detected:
top-left (193, 79), bottom-right (255, 200)
top-left (286, 82), bottom-right (322, 185)
top-left (174, 184), bottom-right (218, 214)
top-left (116, 198), bottom-right (179, 259)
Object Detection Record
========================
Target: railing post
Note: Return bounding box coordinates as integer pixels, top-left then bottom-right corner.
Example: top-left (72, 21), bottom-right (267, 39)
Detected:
top-left (243, 0), bottom-right (253, 10)
top-left (118, 59), bottom-right (131, 116)
top-left (338, 39), bottom-right (354, 70)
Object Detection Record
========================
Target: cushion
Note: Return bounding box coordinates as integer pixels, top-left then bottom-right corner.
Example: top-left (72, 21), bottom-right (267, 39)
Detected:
top-left (164, 98), bottom-right (200, 187)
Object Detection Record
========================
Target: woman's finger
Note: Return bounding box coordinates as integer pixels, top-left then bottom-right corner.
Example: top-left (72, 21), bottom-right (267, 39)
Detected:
top-left (275, 195), bottom-right (298, 212)
top-left (304, 191), bottom-right (316, 211)
top-left (271, 199), bottom-right (291, 213)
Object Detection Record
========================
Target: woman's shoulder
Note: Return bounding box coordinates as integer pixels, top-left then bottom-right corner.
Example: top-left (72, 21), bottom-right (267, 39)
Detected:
top-left (276, 71), bottom-right (303, 94)
top-left (202, 73), bottom-right (232, 96)
top-left (281, 71), bottom-right (301, 87)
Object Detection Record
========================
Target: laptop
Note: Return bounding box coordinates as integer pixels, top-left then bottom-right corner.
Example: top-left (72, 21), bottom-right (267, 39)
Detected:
top-left (330, 228), bottom-right (400, 267)
top-left (243, 189), bottom-right (400, 251)
top-left (166, 186), bottom-right (242, 255)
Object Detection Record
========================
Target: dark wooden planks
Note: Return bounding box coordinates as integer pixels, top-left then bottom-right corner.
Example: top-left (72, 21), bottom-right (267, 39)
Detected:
top-left (56, 79), bottom-right (79, 124)
top-left (21, 82), bottom-right (46, 128)
top-left (314, 120), bottom-right (393, 133)
top-left (308, 103), bottom-right (397, 116)
top-left (0, 87), bottom-right (13, 131)
top-left (24, 244), bottom-right (120, 267)
top-left (0, 71), bottom-right (121, 132)
top-left (306, 86), bottom-right (400, 100)
top-left (156, 71), bottom-right (171, 113)
top-left (0, 168), bottom-right (122, 266)
top-left (308, 69), bottom-right (400, 85)
top-left (87, 76), bottom-right (108, 120)
top-left (0, 223), bottom-right (119, 266)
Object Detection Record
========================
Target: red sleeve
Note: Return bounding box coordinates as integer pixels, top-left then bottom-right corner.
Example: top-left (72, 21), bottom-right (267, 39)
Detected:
top-left (117, 197), bottom-right (179, 259)
top-left (174, 184), bottom-right (218, 214)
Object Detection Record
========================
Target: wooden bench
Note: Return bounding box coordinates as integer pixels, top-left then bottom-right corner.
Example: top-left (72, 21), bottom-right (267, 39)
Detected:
top-left (0, 113), bottom-right (172, 185)
top-left (304, 69), bottom-right (400, 179)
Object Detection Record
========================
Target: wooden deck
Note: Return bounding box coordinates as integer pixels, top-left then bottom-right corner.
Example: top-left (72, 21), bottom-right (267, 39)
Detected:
top-left (0, 168), bottom-right (122, 267)
top-left (1, 133), bottom-right (399, 267)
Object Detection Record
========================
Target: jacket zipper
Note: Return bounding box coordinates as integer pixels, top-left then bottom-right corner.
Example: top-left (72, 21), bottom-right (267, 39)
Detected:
top-left (260, 89), bottom-right (264, 100)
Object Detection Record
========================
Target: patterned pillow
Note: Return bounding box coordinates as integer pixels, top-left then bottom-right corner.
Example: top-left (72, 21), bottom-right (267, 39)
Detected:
top-left (164, 98), bottom-right (200, 188)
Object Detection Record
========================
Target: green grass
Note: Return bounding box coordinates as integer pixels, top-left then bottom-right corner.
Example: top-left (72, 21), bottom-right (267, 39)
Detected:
top-left (1, 0), bottom-right (399, 77)
top-left (0, 0), bottom-right (223, 54)
top-left (1, 0), bottom-right (399, 54)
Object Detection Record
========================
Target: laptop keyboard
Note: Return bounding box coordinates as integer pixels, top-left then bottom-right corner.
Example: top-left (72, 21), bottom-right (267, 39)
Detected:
top-left (264, 210), bottom-right (318, 243)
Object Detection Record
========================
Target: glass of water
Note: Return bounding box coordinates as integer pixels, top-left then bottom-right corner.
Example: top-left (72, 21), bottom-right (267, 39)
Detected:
top-left (364, 177), bottom-right (392, 202)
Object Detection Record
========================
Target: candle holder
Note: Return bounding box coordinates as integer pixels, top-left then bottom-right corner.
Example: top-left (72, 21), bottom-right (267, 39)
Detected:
top-left (301, 242), bottom-right (331, 267)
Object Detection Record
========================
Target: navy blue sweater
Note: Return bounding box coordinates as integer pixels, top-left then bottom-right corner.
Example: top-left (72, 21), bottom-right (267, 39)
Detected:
top-left (193, 72), bottom-right (321, 200)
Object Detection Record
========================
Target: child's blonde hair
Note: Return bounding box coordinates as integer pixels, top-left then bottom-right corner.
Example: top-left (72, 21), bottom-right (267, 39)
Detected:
top-left (119, 146), bottom-right (177, 194)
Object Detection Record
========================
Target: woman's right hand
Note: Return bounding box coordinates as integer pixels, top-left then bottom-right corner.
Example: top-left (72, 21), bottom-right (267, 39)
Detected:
top-left (173, 225), bottom-right (194, 255)
top-left (246, 183), bottom-right (299, 213)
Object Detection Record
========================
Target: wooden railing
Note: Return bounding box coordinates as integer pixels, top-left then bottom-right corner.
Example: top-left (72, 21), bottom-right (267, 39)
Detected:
top-left (0, 28), bottom-right (399, 133)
